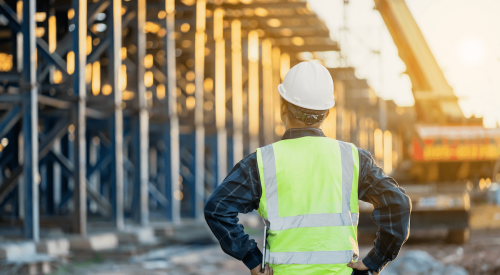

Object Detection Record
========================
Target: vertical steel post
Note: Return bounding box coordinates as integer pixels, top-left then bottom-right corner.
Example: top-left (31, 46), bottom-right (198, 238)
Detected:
top-left (278, 52), bottom-right (289, 138)
top-left (378, 98), bottom-right (387, 167)
top-left (194, 0), bottom-right (206, 219)
top-left (15, 1), bottom-right (23, 72)
top-left (53, 140), bottom-right (61, 214)
top-left (271, 47), bottom-right (281, 141)
top-left (72, 0), bottom-right (87, 235)
top-left (47, 3), bottom-right (56, 83)
top-left (231, 20), bottom-right (243, 165)
top-left (132, 0), bottom-right (149, 226)
top-left (262, 39), bottom-right (273, 145)
top-left (334, 80), bottom-right (344, 141)
top-left (164, 0), bottom-right (180, 222)
top-left (214, 9), bottom-right (226, 184)
top-left (383, 130), bottom-right (392, 173)
top-left (22, 0), bottom-right (39, 241)
top-left (109, 0), bottom-right (124, 230)
top-left (248, 31), bottom-right (259, 152)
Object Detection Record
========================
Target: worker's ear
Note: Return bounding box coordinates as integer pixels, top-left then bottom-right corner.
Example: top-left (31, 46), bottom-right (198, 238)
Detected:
top-left (324, 110), bottom-right (330, 119)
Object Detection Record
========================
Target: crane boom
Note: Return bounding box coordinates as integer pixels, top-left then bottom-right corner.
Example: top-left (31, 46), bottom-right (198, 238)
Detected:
top-left (374, 0), bottom-right (464, 124)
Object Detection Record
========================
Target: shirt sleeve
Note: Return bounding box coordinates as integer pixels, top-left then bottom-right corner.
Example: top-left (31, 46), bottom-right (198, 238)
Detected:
top-left (204, 153), bottom-right (263, 270)
top-left (357, 148), bottom-right (412, 273)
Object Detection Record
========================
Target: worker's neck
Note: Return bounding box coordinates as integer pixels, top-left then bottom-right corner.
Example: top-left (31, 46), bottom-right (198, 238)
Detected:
top-left (284, 118), bottom-right (322, 130)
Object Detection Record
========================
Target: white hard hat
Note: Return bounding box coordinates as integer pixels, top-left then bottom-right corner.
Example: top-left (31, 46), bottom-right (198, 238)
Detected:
top-left (278, 62), bottom-right (335, 110)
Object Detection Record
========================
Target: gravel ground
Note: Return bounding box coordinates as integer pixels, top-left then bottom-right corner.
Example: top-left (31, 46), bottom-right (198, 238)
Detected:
top-left (398, 230), bottom-right (500, 275)
top-left (51, 229), bottom-right (500, 275)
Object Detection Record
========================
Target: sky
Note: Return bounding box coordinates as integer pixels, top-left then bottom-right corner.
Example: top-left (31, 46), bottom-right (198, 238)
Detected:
top-left (307, 0), bottom-right (500, 128)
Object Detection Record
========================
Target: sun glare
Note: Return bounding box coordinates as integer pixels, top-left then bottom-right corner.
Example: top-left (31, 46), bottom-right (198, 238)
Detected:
top-left (456, 37), bottom-right (486, 65)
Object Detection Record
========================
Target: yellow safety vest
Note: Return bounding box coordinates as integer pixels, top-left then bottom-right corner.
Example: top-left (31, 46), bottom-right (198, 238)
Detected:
top-left (256, 136), bottom-right (360, 275)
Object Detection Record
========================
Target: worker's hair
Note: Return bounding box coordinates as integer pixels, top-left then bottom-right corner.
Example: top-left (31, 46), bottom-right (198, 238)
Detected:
top-left (281, 97), bottom-right (328, 125)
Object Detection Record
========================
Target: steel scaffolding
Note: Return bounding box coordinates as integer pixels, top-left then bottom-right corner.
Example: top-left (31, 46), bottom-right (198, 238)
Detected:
top-left (1, 0), bottom-right (401, 241)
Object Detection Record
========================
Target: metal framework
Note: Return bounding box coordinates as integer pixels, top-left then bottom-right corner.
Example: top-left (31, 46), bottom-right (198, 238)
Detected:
top-left (2, 0), bottom-right (395, 240)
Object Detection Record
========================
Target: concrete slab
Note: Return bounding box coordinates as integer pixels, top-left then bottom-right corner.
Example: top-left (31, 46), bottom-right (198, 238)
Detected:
top-left (0, 253), bottom-right (58, 275)
top-left (117, 226), bottom-right (159, 245)
top-left (69, 233), bottom-right (119, 251)
top-left (0, 241), bottom-right (36, 261)
top-left (37, 238), bottom-right (70, 256)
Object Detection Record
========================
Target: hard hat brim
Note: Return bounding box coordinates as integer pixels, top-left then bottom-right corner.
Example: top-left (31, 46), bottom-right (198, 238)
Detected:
top-left (278, 84), bottom-right (335, 111)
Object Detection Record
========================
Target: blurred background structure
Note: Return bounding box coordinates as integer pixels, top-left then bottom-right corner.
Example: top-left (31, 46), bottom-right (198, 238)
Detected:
top-left (0, 0), bottom-right (500, 274)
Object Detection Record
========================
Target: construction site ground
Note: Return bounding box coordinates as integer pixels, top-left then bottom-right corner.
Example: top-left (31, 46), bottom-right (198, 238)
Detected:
top-left (47, 230), bottom-right (499, 275)
top-left (1, 214), bottom-right (499, 275)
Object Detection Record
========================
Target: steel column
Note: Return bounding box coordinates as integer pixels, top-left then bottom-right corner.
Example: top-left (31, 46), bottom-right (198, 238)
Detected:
top-left (194, 0), bottom-right (206, 219)
top-left (71, 0), bottom-right (87, 235)
top-left (262, 39), bottom-right (273, 145)
top-left (164, 0), bottom-right (180, 222)
top-left (231, 20), bottom-right (243, 165)
top-left (132, 0), bottom-right (149, 226)
top-left (248, 30), bottom-right (259, 152)
top-left (272, 47), bottom-right (281, 141)
top-left (22, 0), bottom-right (39, 241)
top-left (109, 0), bottom-right (124, 230)
top-left (214, 8), bottom-right (227, 184)
top-left (334, 80), bottom-right (344, 140)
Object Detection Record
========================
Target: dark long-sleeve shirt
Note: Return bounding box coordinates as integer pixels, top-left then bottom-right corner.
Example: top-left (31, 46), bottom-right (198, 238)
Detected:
top-left (204, 127), bottom-right (411, 273)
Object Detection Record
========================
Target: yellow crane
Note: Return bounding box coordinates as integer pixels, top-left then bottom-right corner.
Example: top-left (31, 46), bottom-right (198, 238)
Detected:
top-left (370, 0), bottom-right (500, 243)
top-left (374, 0), bottom-right (467, 125)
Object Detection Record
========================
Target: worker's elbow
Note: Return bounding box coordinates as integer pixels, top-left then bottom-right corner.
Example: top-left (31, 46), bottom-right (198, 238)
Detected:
top-left (402, 195), bottom-right (412, 241)
top-left (403, 193), bottom-right (412, 213)
top-left (203, 198), bottom-right (214, 219)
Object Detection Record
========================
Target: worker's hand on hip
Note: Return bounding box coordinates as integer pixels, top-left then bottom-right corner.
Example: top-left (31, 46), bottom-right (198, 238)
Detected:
top-left (250, 263), bottom-right (273, 275)
top-left (347, 261), bottom-right (378, 275)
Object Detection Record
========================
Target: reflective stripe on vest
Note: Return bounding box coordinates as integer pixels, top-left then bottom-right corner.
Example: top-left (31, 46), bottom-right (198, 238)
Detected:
top-left (265, 249), bottom-right (360, 265)
top-left (256, 137), bottom-right (359, 271)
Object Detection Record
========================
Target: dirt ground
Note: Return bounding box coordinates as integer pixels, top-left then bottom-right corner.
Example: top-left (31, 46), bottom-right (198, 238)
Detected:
top-left (51, 229), bottom-right (500, 275)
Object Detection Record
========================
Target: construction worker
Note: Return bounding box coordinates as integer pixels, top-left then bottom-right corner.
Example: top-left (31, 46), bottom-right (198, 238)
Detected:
top-left (204, 62), bottom-right (411, 275)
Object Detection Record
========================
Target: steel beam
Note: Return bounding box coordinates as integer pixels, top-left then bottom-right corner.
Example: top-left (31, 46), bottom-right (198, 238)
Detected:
top-left (0, 72), bottom-right (22, 82)
top-left (22, 0), bottom-right (39, 241)
top-left (109, 0), bottom-right (124, 230)
top-left (0, 105), bottom-right (22, 140)
top-left (164, 0), bottom-right (180, 222)
top-left (148, 182), bottom-right (167, 207)
top-left (0, 94), bottom-right (23, 103)
top-left (0, 2), bottom-right (70, 77)
top-left (217, 1), bottom-right (306, 9)
top-left (0, 118), bottom-right (69, 204)
top-left (72, 0), bottom-right (87, 235)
